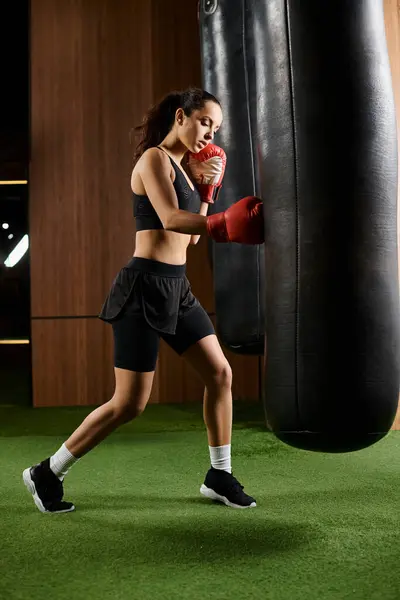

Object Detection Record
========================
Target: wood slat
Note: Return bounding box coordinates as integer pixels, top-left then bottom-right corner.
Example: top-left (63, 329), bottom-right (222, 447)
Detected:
top-left (30, 0), bottom-right (153, 318)
top-left (31, 318), bottom-right (114, 407)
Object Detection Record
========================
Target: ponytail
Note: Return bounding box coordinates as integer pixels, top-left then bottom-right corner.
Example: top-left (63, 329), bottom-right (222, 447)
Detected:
top-left (131, 87), bottom-right (220, 166)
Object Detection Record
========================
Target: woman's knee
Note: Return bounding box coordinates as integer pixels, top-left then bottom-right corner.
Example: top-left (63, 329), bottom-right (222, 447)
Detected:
top-left (110, 395), bottom-right (147, 423)
top-left (110, 368), bottom-right (154, 423)
top-left (208, 361), bottom-right (233, 391)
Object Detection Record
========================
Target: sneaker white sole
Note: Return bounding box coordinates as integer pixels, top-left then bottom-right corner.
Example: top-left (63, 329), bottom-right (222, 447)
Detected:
top-left (200, 484), bottom-right (257, 509)
top-left (22, 468), bottom-right (75, 514)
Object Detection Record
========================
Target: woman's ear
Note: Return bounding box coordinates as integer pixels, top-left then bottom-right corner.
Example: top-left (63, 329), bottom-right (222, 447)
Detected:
top-left (175, 108), bottom-right (184, 126)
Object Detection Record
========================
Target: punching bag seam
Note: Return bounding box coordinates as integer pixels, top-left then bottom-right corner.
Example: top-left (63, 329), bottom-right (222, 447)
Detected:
top-left (242, 0), bottom-right (262, 339)
top-left (284, 0), bottom-right (301, 425)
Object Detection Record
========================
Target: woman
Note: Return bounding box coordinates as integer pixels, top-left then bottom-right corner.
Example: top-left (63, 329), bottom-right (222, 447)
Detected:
top-left (23, 87), bottom-right (260, 513)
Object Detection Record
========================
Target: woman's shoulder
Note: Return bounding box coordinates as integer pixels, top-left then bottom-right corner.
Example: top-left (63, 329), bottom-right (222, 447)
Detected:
top-left (141, 146), bottom-right (170, 164)
top-left (134, 147), bottom-right (171, 175)
top-left (131, 147), bottom-right (174, 190)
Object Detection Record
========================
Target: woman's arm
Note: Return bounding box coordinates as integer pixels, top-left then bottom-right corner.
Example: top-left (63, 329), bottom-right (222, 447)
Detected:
top-left (138, 148), bottom-right (208, 235)
top-left (190, 201), bottom-right (210, 245)
top-left (138, 149), bottom-right (264, 244)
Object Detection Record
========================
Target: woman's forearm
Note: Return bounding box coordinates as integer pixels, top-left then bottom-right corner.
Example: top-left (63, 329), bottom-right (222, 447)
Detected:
top-left (165, 208), bottom-right (209, 235)
top-left (190, 203), bottom-right (210, 244)
top-left (198, 202), bottom-right (211, 217)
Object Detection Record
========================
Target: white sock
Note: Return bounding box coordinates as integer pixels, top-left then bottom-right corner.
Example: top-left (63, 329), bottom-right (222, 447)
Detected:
top-left (49, 443), bottom-right (79, 481)
top-left (209, 444), bottom-right (232, 474)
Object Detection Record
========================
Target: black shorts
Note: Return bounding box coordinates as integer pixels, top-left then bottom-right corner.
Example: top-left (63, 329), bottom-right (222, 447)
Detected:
top-left (98, 257), bottom-right (215, 372)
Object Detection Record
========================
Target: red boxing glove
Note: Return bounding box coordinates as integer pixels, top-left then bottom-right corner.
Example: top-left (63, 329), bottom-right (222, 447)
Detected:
top-left (206, 196), bottom-right (264, 244)
top-left (187, 143), bottom-right (227, 204)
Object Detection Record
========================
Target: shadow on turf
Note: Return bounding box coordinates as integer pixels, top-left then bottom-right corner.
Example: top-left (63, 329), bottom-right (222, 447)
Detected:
top-left (15, 503), bottom-right (317, 561)
top-left (14, 496), bottom-right (238, 514)
top-left (68, 494), bottom-right (234, 510)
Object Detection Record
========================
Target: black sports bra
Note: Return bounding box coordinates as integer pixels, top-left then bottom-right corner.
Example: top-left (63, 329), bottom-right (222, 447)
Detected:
top-left (133, 147), bottom-right (201, 231)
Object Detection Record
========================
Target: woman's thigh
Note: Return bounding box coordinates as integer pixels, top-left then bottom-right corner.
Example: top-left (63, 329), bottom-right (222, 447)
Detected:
top-left (161, 306), bottom-right (232, 387)
top-left (111, 315), bottom-right (160, 413)
top-left (180, 334), bottom-right (232, 389)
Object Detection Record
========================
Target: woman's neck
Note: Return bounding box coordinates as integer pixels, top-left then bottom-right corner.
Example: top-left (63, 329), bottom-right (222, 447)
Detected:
top-left (159, 132), bottom-right (187, 163)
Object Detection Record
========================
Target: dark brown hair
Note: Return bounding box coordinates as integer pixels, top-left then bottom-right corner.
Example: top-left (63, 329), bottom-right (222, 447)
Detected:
top-left (131, 87), bottom-right (221, 165)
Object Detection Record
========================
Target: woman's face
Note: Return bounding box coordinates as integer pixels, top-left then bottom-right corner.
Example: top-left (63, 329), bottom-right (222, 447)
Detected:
top-left (177, 100), bottom-right (223, 153)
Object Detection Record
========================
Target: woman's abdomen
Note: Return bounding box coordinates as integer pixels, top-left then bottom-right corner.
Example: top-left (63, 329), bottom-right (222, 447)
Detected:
top-left (134, 230), bottom-right (190, 265)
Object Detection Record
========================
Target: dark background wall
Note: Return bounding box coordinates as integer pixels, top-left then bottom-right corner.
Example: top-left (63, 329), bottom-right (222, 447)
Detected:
top-left (0, 2), bottom-right (30, 406)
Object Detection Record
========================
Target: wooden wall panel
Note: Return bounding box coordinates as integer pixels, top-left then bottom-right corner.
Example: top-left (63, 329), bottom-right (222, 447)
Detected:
top-left (30, 0), bottom-right (259, 408)
top-left (384, 0), bottom-right (400, 430)
top-left (31, 317), bottom-right (260, 408)
top-left (31, 318), bottom-right (114, 407)
top-left (30, 0), bottom-right (153, 319)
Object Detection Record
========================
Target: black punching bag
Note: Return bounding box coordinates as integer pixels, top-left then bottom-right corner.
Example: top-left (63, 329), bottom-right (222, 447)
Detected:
top-left (199, 0), bottom-right (264, 355)
top-left (199, 0), bottom-right (400, 453)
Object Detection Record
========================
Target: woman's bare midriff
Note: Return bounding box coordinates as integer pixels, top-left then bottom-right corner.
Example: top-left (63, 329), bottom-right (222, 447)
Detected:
top-left (133, 229), bottom-right (191, 265)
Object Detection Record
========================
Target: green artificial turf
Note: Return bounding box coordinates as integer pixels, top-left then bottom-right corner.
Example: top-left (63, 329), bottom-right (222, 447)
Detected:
top-left (0, 401), bottom-right (399, 600)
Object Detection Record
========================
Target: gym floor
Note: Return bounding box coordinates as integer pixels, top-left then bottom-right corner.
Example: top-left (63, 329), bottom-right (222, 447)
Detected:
top-left (1, 380), bottom-right (399, 600)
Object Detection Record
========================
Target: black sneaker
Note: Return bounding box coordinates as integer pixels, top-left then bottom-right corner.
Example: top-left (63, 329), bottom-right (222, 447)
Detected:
top-left (22, 458), bottom-right (75, 514)
top-left (200, 467), bottom-right (257, 509)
